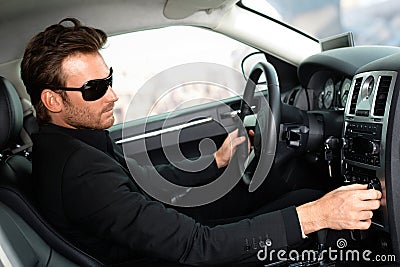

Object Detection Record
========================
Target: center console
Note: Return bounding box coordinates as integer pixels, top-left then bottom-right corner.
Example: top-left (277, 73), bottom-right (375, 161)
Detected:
top-left (342, 71), bottom-right (397, 230)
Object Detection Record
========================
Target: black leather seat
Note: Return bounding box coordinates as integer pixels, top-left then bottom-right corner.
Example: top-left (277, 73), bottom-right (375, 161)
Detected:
top-left (0, 76), bottom-right (104, 267)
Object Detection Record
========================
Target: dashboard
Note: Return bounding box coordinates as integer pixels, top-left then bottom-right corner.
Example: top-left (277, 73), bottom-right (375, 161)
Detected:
top-left (284, 45), bottom-right (400, 260)
top-left (284, 46), bottom-right (400, 111)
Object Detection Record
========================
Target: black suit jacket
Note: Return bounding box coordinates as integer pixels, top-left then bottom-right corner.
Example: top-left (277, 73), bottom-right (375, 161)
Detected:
top-left (32, 124), bottom-right (303, 266)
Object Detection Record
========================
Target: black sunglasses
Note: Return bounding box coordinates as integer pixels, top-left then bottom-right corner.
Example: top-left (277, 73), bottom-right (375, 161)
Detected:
top-left (44, 67), bottom-right (113, 101)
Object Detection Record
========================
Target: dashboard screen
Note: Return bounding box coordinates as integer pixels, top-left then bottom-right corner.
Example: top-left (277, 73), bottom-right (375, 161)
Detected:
top-left (320, 32), bottom-right (354, 51)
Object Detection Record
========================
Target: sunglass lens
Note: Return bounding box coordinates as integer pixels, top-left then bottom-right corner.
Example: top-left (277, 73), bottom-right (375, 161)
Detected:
top-left (83, 80), bottom-right (109, 101)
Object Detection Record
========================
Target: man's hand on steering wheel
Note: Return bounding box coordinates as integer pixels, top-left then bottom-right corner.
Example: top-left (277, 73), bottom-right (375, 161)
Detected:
top-left (214, 129), bottom-right (253, 169)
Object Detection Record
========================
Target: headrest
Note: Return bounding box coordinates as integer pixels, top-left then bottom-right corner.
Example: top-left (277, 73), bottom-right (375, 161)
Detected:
top-left (0, 77), bottom-right (23, 151)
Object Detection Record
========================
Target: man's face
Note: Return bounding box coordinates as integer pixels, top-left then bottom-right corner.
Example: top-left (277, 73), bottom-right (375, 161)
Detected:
top-left (59, 52), bottom-right (118, 129)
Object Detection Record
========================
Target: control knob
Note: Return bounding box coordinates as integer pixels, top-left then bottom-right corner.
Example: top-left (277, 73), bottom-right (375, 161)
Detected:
top-left (368, 141), bottom-right (380, 155)
top-left (368, 179), bottom-right (382, 192)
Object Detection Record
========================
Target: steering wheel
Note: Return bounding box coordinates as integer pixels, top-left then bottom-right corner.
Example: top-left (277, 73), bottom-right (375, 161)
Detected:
top-left (236, 62), bottom-right (281, 192)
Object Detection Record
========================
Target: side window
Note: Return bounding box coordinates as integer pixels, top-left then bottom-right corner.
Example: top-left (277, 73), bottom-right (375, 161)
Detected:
top-left (100, 26), bottom-right (259, 125)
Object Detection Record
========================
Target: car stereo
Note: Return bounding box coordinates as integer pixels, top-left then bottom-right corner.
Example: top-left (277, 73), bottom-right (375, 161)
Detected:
top-left (342, 70), bottom-right (397, 230)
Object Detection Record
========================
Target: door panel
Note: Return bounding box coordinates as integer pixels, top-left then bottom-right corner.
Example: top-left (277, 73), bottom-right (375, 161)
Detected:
top-left (110, 92), bottom-right (267, 165)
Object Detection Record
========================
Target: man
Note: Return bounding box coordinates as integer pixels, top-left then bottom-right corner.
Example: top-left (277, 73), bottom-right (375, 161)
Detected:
top-left (21, 18), bottom-right (381, 266)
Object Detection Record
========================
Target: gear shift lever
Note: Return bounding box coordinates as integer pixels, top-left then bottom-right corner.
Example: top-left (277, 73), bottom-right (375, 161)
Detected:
top-left (351, 182), bottom-right (380, 241)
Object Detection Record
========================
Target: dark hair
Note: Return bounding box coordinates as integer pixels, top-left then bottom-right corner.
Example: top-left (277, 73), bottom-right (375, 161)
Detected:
top-left (20, 18), bottom-right (107, 125)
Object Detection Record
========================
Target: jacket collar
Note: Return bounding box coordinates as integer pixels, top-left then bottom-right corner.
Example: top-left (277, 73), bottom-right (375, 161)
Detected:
top-left (40, 123), bottom-right (113, 155)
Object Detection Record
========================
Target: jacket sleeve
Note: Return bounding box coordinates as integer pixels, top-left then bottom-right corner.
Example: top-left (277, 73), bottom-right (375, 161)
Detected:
top-left (62, 145), bottom-right (304, 265)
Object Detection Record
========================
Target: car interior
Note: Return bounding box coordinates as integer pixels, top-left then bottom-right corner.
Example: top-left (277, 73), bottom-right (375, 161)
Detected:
top-left (1, 0), bottom-right (400, 266)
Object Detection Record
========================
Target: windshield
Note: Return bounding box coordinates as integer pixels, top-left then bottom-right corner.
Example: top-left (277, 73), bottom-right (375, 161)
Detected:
top-left (242, 0), bottom-right (400, 46)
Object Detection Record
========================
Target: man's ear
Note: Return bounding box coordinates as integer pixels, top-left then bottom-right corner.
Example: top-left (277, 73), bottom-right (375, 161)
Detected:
top-left (41, 89), bottom-right (63, 113)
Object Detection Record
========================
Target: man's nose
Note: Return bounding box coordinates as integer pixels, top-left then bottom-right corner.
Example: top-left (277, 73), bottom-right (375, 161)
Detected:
top-left (105, 86), bottom-right (119, 102)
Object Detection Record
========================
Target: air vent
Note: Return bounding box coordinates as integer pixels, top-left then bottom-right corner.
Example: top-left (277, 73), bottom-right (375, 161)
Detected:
top-left (373, 76), bottom-right (392, 116)
top-left (349, 77), bottom-right (362, 114)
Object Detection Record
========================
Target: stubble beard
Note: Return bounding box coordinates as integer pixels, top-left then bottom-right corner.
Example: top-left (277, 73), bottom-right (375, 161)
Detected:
top-left (63, 101), bottom-right (113, 130)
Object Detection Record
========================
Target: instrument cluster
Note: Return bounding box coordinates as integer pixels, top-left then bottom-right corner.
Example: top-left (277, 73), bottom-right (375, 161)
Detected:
top-left (282, 75), bottom-right (353, 111)
top-left (317, 77), bottom-right (352, 110)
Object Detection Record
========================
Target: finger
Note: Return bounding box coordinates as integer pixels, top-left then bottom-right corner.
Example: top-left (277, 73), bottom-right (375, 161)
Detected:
top-left (229, 129), bottom-right (239, 139)
top-left (356, 189), bottom-right (382, 201)
top-left (362, 199), bottom-right (381, 211)
top-left (370, 189), bottom-right (382, 200)
top-left (338, 184), bottom-right (368, 191)
top-left (357, 219), bottom-right (372, 230)
top-left (248, 129), bottom-right (255, 136)
top-left (233, 136), bottom-right (246, 147)
top-left (358, 210), bottom-right (374, 221)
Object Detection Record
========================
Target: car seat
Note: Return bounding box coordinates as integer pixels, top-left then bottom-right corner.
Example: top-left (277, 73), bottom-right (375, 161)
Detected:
top-left (0, 76), bottom-right (104, 267)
